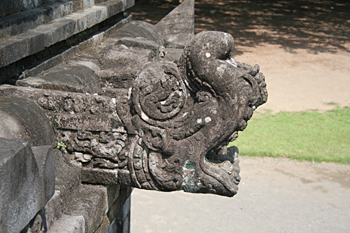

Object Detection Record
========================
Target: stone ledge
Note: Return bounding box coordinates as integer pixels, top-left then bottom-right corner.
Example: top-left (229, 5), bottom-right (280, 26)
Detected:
top-left (0, 0), bottom-right (106, 19)
top-left (0, 14), bottom-right (132, 84)
top-left (0, 0), bottom-right (134, 68)
top-left (0, 0), bottom-right (74, 40)
top-left (17, 14), bottom-right (132, 81)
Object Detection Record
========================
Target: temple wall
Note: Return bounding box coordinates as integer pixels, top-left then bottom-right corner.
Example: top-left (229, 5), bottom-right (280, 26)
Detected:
top-left (0, 0), bottom-right (134, 232)
top-left (0, 0), bottom-right (198, 232)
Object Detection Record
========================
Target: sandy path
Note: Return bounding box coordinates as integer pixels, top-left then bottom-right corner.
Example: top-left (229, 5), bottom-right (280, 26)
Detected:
top-left (236, 44), bottom-right (350, 113)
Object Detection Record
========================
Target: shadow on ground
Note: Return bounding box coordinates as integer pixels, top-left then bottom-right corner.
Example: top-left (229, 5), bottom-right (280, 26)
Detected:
top-left (127, 0), bottom-right (350, 55)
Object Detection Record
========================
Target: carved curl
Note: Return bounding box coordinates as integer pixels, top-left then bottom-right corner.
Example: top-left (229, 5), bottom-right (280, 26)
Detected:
top-left (125, 31), bottom-right (268, 196)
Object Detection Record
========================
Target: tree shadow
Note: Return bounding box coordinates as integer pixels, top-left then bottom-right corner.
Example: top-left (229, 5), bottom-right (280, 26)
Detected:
top-left (127, 0), bottom-right (350, 54)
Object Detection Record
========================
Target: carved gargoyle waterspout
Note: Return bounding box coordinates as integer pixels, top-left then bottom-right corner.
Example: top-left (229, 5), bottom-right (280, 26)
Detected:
top-left (125, 31), bottom-right (268, 196)
top-left (0, 31), bottom-right (267, 197)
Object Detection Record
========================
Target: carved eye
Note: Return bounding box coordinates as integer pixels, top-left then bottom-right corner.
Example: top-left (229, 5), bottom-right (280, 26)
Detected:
top-left (242, 74), bottom-right (254, 88)
top-left (219, 50), bottom-right (230, 60)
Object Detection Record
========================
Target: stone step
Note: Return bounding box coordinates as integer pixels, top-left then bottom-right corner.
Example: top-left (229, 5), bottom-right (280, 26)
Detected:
top-left (0, 0), bottom-right (74, 40)
top-left (0, 0), bottom-right (134, 68)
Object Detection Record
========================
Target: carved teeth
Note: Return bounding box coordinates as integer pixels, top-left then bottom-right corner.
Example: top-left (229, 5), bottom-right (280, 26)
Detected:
top-left (228, 131), bottom-right (238, 142)
top-left (220, 160), bottom-right (234, 174)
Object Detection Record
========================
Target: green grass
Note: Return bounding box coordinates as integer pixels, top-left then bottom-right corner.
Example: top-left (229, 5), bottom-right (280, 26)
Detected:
top-left (229, 107), bottom-right (350, 164)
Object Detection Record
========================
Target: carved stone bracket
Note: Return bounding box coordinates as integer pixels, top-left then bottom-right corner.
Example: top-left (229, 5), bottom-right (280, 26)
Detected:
top-left (0, 31), bottom-right (267, 197)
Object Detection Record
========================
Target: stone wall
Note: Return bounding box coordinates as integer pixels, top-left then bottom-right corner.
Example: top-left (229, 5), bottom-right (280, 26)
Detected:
top-left (0, 0), bottom-right (135, 232)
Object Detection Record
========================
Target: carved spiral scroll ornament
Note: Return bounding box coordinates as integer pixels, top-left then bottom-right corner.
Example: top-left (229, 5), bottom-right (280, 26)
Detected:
top-left (132, 63), bottom-right (187, 125)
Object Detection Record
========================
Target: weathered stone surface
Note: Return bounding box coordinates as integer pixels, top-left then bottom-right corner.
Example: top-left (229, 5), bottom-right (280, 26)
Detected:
top-left (0, 31), bottom-right (268, 197)
top-left (110, 20), bottom-right (164, 46)
top-left (116, 37), bottom-right (160, 58)
top-left (0, 97), bottom-right (55, 146)
top-left (0, 0), bottom-right (135, 68)
top-left (16, 64), bottom-right (100, 94)
top-left (155, 0), bottom-right (194, 48)
top-left (0, 1), bottom-right (73, 39)
top-left (54, 149), bottom-right (82, 208)
top-left (32, 145), bottom-right (56, 204)
top-left (94, 216), bottom-right (111, 233)
top-left (13, 14), bottom-right (132, 84)
top-left (0, 138), bottom-right (41, 233)
top-left (82, 167), bottom-right (120, 184)
top-left (97, 43), bottom-right (155, 88)
top-left (44, 191), bottom-right (62, 230)
top-left (62, 185), bottom-right (107, 232)
top-left (47, 214), bottom-right (85, 233)
top-left (0, 0), bottom-right (63, 18)
top-left (161, 48), bottom-right (184, 63)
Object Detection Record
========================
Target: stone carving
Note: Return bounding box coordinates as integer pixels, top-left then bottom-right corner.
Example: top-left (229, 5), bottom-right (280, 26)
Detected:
top-left (124, 31), bottom-right (268, 196)
top-left (0, 31), bottom-right (267, 197)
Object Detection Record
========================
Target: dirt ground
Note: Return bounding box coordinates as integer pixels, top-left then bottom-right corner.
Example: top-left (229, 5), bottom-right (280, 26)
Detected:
top-left (127, 0), bottom-right (350, 113)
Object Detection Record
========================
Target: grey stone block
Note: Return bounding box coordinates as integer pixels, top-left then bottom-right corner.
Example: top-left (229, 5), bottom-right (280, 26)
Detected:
top-left (161, 48), bottom-right (184, 63)
top-left (47, 214), bottom-right (85, 233)
top-left (45, 191), bottom-right (62, 230)
top-left (63, 185), bottom-right (107, 232)
top-left (0, 0), bottom-right (135, 68)
top-left (0, 97), bottom-right (55, 146)
top-left (54, 150), bottom-right (82, 209)
top-left (32, 146), bottom-right (56, 205)
top-left (98, 43), bottom-right (154, 88)
top-left (16, 64), bottom-right (100, 94)
top-left (20, 14), bottom-right (132, 80)
top-left (0, 0), bottom-right (61, 18)
top-left (110, 20), bottom-right (164, 46)
top-left (0, 1), bottom-right (74, 40)
top-left (0, 138), bottom-right (41, 233)
top-left (94, 216), bottom-right (111, 233)
top-left (116, 37), bottom-right (161, 60)
top-left (155, 0), bottom-right (194, 48)
top-left (82, 167), bottom-right (120, 185)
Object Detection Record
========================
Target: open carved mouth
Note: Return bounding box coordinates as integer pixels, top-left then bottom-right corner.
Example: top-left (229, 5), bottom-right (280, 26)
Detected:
top-left (200, 131), bottom-right (241, 196)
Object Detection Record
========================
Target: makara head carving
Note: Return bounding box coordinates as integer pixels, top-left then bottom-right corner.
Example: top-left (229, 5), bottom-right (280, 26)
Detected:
top-left (3, 31), bottom-right (267, 197)
top-left (128, 31), bottom-right (268, 196)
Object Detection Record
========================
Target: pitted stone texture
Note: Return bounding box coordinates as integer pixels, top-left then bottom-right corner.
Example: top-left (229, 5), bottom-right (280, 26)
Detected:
top-left (32, 146), bottom-right (56, 203)
top-left (0, 138), bottom-right (41, 233)
top-left (161, 48), bottom-right (184, 63)
top-left (0, 0), bottom-right (135, 68)
top-left (0, 30), bottom-right (268, 197)
top-left (0, 97), bottom-right (55, 146)
top-left (110, 20), bottom-right (164, 46)
top-left (98, 43), bottom-right (155, 88)
top-left (62, 185), bottom-right (107, 233)
top-left (0, 0), bottom-right (64, 18)
top-left (54, 150), bottom-right (82, 209)
top-left (16, 64), bottom-right (100, 94)
top-left (0, 1), bottom-right (74, 39)
top-left (155, 0), bottom-right (194, 48)
top-left (47, 214), bottom-right (85, 233)
top-left (44, 191), bottom-right (62, 231)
